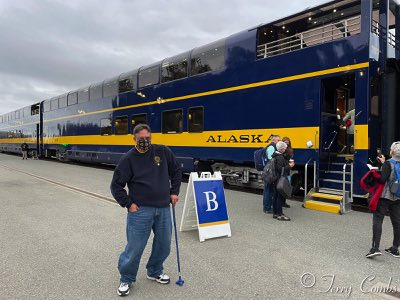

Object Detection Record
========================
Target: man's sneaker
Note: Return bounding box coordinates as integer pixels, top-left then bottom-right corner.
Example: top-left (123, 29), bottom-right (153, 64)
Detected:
top-left (263, 209), bottom-right (272, 214)
top-left (366, 248), bottom-right (382, 258)
top-left (385, 247), bottom-right (400, 258)
top-left (147, 273), bottom-right (170, 284)
top-left (117, 282), bottom-right (130, 296)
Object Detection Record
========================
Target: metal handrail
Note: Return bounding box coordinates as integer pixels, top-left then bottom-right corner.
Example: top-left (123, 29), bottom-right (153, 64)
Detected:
top-left (341, 160), bottom-right (353, 214)
top-left (262, 28), bottom-right (360, 54)
top-left (350, 162), bottom-right (354, 202)
top-left (323, 130), bottom-right (338, 151)
top-left (257, 15), bottom-right (361, 58)
top-left (304, 157), bottom-right (316, 201)
top-left (372, 20), bottom-right (398, 49)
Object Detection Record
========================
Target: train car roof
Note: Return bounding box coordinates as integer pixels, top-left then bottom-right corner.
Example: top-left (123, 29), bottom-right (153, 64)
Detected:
top-left (247, 0), bottom-right (358, 31)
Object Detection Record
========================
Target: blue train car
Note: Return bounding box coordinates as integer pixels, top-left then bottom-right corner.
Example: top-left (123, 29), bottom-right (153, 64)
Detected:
top-left (1, 0), bottom-right (400, 214)
top-left (0, 103), bottom-right (41, 157)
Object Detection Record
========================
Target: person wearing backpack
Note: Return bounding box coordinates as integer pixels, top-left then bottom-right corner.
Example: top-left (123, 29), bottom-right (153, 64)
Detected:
top-left (366, 142), bottom-right (400, 259)
top-left (271, 141), bottom-right (294, 221)
top-left (262, 135), bottom-right (281, 214)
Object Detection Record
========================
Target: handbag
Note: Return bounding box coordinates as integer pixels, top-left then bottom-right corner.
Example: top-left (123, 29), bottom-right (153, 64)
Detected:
top-left (276, 167), bottom-right (293, 199)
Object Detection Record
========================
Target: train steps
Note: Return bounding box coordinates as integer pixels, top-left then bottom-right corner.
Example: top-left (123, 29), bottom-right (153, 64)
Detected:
top-left (303, 154), bottom-right (353, 215)
top-left (303, 188), bottom-right (343, 214)
top-left (318, 154), bottom-right (353, 190)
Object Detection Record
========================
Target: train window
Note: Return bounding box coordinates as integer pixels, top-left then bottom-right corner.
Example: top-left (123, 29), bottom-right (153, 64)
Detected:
top-left (15, 110), bottom-right (20, 119)
top-left (90, 83), bottom-right (103, 101)
top-left (191, 39), bottom-right (225, 76)
top-left (162, 109), bottom-right (183, 134)
top-left (119, 70), bottom-right (137, 93)
top-left (131, 114), bottom-right (147, 129)
top-left (115, 116), bottom-right (128, 135)
top-left (78, 87), bottom-right (89, 103)
top-left (50, 98), bottom-right (59, 111)
top-left (188, 107), bottom-right (204, 132)
top-left (59, 94), bottom-right (68, 109)
top-left (161, 53), bottom-right (189, 83)
top-left (103, 78), bottom-right (119, 98)
top-left (43, 101), bottom-right (51, 112)
top-left (68, 92), bottom-right (78, 106)
top-left (138, 65), bottom-right (160, 88)
top-left (100, 118), bottom-right (112, 135)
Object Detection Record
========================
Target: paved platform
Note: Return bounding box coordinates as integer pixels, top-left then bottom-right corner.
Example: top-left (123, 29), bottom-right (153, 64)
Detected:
top-left (0, 153), bottom-right (399, 300)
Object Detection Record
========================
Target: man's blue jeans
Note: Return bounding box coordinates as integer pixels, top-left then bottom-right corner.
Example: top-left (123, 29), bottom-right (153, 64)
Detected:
top-left (263, 183), bottom-right (273, 211)
top-left (118, 206), bottom-right (172, 284)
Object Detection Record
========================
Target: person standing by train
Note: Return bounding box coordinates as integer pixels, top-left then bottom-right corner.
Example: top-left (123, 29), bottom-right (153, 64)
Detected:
top-left (366, 142), bottom-right (400, 258)
top-left (263, 135), bottom-right (281, 214)
top-left (340, 108), bottom-right (355, 154)
top-left (282, 136), bottom-right (294, 208)
top-left (110, 124), bottom-right (182, 296)
top-left (21, 141), bottom-right (29, 160)
top-left (271, 141), bottom-right (295, 221)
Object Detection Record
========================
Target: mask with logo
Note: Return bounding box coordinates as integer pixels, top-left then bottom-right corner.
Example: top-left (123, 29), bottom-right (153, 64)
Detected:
top-left (136, 137), bottom-right (150, 153)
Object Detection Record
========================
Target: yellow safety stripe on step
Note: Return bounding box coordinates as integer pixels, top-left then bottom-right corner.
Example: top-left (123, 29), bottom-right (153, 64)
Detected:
top-left (310, 193), bottom-right (343, 201)
top-left (304, 200), bottom-right (341, 214)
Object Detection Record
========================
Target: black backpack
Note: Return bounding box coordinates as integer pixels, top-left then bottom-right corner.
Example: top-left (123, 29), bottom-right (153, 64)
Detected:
top-left (254, 146), bottom-right (267, 171)
top-left (262, 158), bottom-right (279, 184)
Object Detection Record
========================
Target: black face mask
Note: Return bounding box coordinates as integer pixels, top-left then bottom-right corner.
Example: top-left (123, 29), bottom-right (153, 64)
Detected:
top-left (136, 137), bottom-right (150, 152)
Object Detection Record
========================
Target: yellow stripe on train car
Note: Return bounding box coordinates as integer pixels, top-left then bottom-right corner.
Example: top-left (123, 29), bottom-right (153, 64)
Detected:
top-left (0, 126), bottom-right (369, 150)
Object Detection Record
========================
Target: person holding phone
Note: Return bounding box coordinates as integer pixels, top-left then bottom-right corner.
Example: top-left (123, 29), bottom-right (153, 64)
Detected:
top-left (366, 142), bottom-right (400, 259)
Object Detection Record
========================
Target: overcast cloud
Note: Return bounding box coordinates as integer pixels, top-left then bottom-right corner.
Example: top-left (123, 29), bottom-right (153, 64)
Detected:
top-left (0, 0), bottom-right (327, 114)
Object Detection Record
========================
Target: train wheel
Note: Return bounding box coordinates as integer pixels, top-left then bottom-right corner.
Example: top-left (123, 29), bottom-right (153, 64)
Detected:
top-left (290, 173), bottom-right (302, 195)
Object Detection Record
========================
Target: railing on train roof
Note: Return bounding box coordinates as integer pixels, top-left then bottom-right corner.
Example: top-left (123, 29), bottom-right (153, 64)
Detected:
top-left (371, 19), bottom-right (398, 50)
top-left (257, 16), bottom-right (361, 59)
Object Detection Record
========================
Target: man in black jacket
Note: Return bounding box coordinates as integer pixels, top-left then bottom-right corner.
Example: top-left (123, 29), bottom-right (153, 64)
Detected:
top-left (111, 124), bottom-right (182, 296)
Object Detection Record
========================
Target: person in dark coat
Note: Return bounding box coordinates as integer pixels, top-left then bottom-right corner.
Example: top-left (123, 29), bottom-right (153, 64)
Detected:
top-left (111, 124), bottom-right (182, 296)
top-left (366, 142), bottom-right (400, 259)
top-left (271, 141), bottom-right (295, 221)
top-left (282, 136), bottom-right (294, 208)
top-left (21, 142), bottom-right (29, 160)
top-left (282, 136), bottom-right (293, 160)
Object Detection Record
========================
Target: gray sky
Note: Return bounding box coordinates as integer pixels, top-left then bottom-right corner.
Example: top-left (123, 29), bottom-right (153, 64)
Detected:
top-left (0, 0), bottom-right (327, 115)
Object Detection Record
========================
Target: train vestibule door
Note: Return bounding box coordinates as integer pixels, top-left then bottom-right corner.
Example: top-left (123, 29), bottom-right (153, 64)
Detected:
top-left (320, 74), bottom-right (355, 161)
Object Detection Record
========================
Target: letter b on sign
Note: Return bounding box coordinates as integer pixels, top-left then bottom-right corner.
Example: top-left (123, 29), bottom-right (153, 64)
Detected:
top-left (204, 191), bottom-right (218, 211)
top-left (193, 180), bottom-right (228, 226)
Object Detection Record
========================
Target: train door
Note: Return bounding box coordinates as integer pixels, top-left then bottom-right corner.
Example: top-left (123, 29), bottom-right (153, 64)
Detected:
top-left (320, 74), bottom-right (355, 160)
top-left (36, 123), bottom-right (40, 157)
